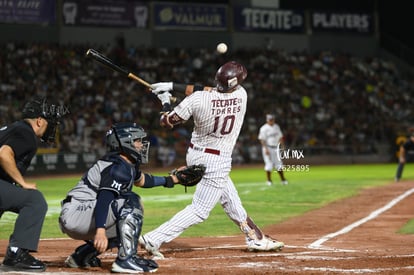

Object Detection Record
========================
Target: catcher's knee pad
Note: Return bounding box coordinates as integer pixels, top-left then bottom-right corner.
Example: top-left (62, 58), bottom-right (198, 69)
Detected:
top-left (115, 192), bottom-right (144, 260)
top-left (240, 217), bottom-right (264, 241)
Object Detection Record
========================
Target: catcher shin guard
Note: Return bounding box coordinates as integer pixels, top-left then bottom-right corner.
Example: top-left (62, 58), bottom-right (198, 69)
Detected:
top-left (115, 193), bottom-right (144, 260)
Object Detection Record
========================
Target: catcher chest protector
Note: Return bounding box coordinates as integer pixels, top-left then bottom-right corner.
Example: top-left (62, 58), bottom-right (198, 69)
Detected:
top-left (113, 192), bottom-right (144, 260)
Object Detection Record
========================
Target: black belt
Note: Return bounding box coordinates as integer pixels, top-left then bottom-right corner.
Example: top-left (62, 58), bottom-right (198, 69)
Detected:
top-left (189, 143), bottom-right (220, 155)
top-left (62, 196), bottom-right (72, 204)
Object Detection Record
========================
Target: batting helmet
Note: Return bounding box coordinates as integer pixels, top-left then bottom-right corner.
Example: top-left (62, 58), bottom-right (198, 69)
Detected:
top-left (106, 122), bottom-right (150, 163)
top-left (215, 61), bottom-right (247, 92)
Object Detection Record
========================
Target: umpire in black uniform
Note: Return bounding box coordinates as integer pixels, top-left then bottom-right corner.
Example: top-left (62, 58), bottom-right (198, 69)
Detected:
top-left (0, 97), bottom-right (67, 272)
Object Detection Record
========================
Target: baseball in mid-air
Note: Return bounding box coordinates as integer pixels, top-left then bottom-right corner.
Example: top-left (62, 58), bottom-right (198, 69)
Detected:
top-left (216, 43), bottom-right (228, 54)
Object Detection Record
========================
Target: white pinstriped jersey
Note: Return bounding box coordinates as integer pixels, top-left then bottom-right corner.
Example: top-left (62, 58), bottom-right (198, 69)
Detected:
top-left (258, 123), bottom-right (283, 147)
top-left (173, 86), bottom-right (247, 155)
top-left (258, 122), bottom-right (284, 171)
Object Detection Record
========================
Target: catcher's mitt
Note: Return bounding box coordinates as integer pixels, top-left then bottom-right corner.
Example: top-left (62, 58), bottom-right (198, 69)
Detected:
top-left (171, 164), bottom-right (206, 187)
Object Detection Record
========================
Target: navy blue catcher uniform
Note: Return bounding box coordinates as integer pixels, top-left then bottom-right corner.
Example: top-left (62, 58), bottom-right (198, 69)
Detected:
top-left (59, 122), bottom-right (181, 273)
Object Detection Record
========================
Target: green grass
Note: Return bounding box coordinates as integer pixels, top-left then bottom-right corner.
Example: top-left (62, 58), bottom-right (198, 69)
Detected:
top-left (399, 219), bottom-right (414, 234)
top-left (1, 163), bottom-right (413, 240)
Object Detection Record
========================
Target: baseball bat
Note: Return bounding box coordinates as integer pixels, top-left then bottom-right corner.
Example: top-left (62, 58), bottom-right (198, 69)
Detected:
top-left (85, 49), bottom-right (175, 111)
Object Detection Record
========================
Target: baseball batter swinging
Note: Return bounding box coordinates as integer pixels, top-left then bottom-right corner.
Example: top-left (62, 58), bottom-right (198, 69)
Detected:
top-left (139, 61), bottom-right (284, 259)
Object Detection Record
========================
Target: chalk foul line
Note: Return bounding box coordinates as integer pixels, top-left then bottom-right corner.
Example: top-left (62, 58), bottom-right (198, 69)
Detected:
top-left (309, 187), bottom-right (414, 248)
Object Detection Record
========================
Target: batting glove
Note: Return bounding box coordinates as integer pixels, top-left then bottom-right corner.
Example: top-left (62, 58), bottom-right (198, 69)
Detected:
top-left (151, 82), bottom-right (173, 95)
top-left (157, 91), bottom-right (172, 105)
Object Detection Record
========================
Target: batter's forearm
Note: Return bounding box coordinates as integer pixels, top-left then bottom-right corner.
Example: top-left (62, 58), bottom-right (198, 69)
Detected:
top-left (172, 83), bottom-right (212, 96)
top-left (160, 111), bottom-right (185, 129)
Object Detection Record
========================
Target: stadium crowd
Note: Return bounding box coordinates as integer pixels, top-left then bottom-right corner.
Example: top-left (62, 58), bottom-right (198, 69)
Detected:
top-left (1, 42), bottom-right (413, 164)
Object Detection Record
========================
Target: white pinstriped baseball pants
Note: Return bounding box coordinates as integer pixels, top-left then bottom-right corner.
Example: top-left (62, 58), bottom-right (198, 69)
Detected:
top-left (143, 147), bottom-right (248, 249)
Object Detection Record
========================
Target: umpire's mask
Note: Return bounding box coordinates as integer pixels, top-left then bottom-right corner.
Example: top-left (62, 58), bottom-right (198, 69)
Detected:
top-left (22, 97), bottom-right (70, 143)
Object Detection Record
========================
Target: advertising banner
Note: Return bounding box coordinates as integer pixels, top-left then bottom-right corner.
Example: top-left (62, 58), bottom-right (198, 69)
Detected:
top-left (62, 0), bottom-right (148, 28)
top-left (0, 0), bottom-right (56, 24)
top-left (311, 11), bottom-right (374, 34)
top-left (153, 2), bottom-right (228, 30)
top-left (233, 5), bottom-right (305, 33)
top-left (27, 153), bottom-right (98, 175)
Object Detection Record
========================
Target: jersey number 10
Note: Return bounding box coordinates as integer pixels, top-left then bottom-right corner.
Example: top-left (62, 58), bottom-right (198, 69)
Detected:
top-left (213, 115), bottom-right (235, 135)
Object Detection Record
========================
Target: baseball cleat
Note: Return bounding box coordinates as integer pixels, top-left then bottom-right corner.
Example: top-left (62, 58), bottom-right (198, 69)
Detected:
top-left (266, 181), bottom-right (273, 186)
top-left (2, 247), bottom-right (46, 272)
top-left (65, 254), bottom-right (101, 268)
top-left (247, 235), bottom-right (284, 252)
top-left (139, 236), bottom-right (165, 260)
top-left (111, 255), bottom-right (158, 273)
top-left (281, 180), bottom-right (288, 185)
top-left (65, 242), bottom-right (101, 268)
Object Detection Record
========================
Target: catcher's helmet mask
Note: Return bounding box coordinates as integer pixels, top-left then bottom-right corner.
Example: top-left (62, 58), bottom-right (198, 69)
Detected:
top-left (22, 97), bottom-right (69, 143)
top-left (215, 61), bottom-right (248, 93)
top-left (106, 122), bottom-right (150, 164)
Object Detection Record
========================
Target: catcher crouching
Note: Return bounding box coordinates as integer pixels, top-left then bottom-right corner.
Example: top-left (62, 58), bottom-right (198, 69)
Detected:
top-left (58, 122), bottom-right (205, 273)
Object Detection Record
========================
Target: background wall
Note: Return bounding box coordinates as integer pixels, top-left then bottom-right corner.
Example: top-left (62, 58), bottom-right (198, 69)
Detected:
top-left (0, 0), bottom-right (384, 57)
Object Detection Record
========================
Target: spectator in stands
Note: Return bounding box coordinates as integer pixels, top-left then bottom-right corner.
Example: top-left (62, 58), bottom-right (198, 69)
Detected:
top-left (1, 42), bottom-right (413, 161)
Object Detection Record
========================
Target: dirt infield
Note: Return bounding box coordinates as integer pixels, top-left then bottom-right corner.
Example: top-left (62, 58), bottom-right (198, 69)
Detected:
top-left (1, 180), bottom-right (414, 274)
